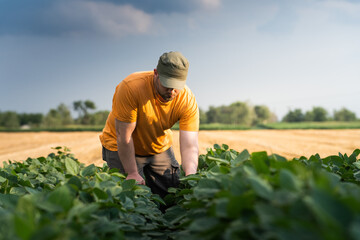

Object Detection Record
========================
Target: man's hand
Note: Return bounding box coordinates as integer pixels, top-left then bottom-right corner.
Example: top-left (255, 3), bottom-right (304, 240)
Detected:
top-left (126, 172), bottom-right (146, 185)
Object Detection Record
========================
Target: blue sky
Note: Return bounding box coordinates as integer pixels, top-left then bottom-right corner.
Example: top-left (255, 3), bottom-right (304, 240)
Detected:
top-left (1, 0), bottom-right (359, 120)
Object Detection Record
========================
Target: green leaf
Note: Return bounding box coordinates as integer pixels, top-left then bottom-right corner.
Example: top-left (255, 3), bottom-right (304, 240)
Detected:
top-left (188, 217), bottom-right (219, 232)
top-left (0, 193), bottom-right (19, 208)
top-left (25, 187), bottom-right (40, 195)
top-left (193, 179), bottom-right (221, 199)
top-left (122, 179), bottom-right (136, 191)
top-left (251, 151), bottom-right (270, 174)
top-left (207, 156), bottom-right (229, 165)
top-left (164, 205), bottom-right (187, 224)
top-left (93, 187), bottom-right (108, 200)
top-left (214, 144), bottom-right (221, 150)
top-left (269, 153), bottom-right (288, 162)
top-left (304, 188), bottom-right (353, 230)
top-left (14, 196), bottom-right (37, 240)
top-left (0, 175), bottom-right (7, 183)
top-left (248, 176), bottom-right (273, 200)
top-left (67, 176), bottom-right (82, 190)
top-left (351, 149), bottom-right (360, 159)
top-left (9, 187), bottom-right (28, 196)
top-left (222, 144), bottom-right (229, 150)
top-left (65, 157), bottom-right (80, 175)
top-left (232, 149), bottom-right (250, 166)
top-left (330, 156), bottom-right (344, 167)
top-left (122, 196), bottom-right (135, 210)
top-left (67, 202), bottom-right (99, 220)
top-left (151, 194), bottom-right (166, 205)
top-left (353, 161), bottom-right (360, 170)
top-left (47, 185), bottom-right (75, 211)
top-left (227, 192), bottom-right (254, 218)
top-left (80, 164), bottom-right (97, 177)
top-left (279, 169), bottom-right (301, 191)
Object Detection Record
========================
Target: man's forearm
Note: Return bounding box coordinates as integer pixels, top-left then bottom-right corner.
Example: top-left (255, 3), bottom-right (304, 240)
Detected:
top-left (117, 137), bottom-right (137, 174)
top-left (181, 145), bottom-right (199, 175)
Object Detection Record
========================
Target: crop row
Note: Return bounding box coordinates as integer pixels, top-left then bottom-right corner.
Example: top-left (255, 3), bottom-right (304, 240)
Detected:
top-left (0, 146), bottom-right (360, 239)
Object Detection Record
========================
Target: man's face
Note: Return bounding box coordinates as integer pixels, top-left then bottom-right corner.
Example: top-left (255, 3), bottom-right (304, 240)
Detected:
top-left (154, 71), bottom-right (181, 102)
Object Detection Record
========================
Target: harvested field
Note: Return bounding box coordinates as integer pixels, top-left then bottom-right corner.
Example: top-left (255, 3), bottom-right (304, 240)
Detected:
top-left (1, 130), bottom-right (359, 166)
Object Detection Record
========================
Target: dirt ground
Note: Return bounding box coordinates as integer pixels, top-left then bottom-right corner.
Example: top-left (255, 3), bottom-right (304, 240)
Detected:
top-left (1, 130), bottom-right (359, 166)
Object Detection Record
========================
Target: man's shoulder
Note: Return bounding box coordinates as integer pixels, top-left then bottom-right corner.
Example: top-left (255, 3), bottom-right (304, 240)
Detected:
top-left (123, 71), bottom-right (153, 86)
top-left (180, 85), bottom-right (196, 99)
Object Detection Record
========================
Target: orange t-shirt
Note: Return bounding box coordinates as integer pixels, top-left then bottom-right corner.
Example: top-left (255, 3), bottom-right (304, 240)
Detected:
top-left (99, 71), bottom-right (199, 156)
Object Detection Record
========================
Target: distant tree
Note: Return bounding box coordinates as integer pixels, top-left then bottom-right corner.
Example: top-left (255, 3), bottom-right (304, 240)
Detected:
top-left (0, 111), bottom-right (20, 128)
top-left (306, 107), bottom-right (328, 122)
top-left (89, 110), bottom-right (110, 125)
top-left (43, 103), bottom-right (73, 127)
top-left (73, 100), bottom-right (96, 124)
top-left (57, 104), bottom-right (73, 125)
top-left (304, 111), bottom-right (314, 121)
top-left (282, 109), bottom-right (304, 122)
top-left (204, 102), bottom-right (273, 126)
top-left (229, 101), bottom-right (253, 125)
top-left (18, 113), bottom-right (43, 127)
top-left (199, 108), bottom-right (208, 124)
top-left (334, 108), bottom-right (356, 121)
top-left (206, 106), bottom-right (218, 124)
top-left (254, 105), bottom-right (271, 124)
top-left (43, 109), bottom-right (62, 127)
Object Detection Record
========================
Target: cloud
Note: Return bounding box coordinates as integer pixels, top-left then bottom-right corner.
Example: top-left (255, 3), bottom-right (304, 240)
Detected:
top-left (0, 0), bottom-right (153, 37)
top-left (0, 0), bottom-right (222, 37)
top-left (55, 1), bottom-right (153, 37)
top-left (91, 0), bottom-right (221, 13)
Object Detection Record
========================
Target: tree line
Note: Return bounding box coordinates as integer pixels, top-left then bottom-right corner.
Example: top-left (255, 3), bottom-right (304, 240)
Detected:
top-left (200, 103), bottom-right (358, 125)
top-left (1, 100), bottom-right (358, 129)
top-left (0, 100), bottom-right (109, 129)
top-left (282, 106), bottom-right (358, 122)
top-left (199, 101), bottom-right (276, 126)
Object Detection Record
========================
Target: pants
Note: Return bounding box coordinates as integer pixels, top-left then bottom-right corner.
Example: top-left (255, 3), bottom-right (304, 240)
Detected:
top-left (102, 146), bottom-right (180, 198)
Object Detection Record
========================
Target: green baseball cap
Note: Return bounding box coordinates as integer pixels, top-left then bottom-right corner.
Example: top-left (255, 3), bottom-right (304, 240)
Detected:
top-left (157, 51), bottom-right (189, 90)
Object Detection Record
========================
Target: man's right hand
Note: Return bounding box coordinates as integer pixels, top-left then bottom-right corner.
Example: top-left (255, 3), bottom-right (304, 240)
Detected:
top-left (126, 172), bottom-right (146, 185)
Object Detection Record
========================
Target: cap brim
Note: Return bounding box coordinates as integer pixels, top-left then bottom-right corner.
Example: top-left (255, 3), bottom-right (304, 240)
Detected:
top-left (159, 75), bottom-right (186, 90)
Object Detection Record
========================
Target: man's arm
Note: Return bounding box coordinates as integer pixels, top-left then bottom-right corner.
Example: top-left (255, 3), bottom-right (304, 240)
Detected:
top-left (115, 119), bottom-right (145, 185)
top-left (179, 130), bottom-right (199, 175)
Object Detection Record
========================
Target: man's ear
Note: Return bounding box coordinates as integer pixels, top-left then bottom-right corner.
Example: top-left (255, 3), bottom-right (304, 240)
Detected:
top-left (153, 68), bottom-right (158, 76)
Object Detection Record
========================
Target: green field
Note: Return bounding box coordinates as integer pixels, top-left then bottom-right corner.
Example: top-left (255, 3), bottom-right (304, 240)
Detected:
top-left (1, 145), bottom-right (360, 239)
top-left (260, 121), bottom-right (360, 129)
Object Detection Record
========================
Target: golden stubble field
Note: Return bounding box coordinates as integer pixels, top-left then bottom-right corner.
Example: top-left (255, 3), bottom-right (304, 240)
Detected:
top-left (1, 130), bottom-right (360, 166)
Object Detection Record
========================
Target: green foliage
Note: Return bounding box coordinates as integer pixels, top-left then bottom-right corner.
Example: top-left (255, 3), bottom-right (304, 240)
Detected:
top-left (254, 105), bottom-right (271, 124)
top-left (89, 110), bottom-right (110, 125)
top-left (307, 106), bottom-right (329, 121)
top-left (334, 108), bottom-right (357, 121)
top-left (18, 113), bottom-right (43, 127)
top-left (0, 147), bottom-right (169, 240)
top-left (199, 108), bottom-right (208, 124)
top-left (0, 100), bottom-right (108, 130)
top-left (263, 121), bottom-right (360, 129)
top-left (165, 145), bottom-right (360, 240)
top-left (2, 146), bottom-right (360, 239)
top-left (205, 101), bottom-right (260, 126)
top-left (0, 111), bottom-right (20, 128)
top-left (282, 108), bottom-right (305, 122)
top-left (284, 107), bottom-right (330, 122)
top-left (73, 100), bottom-right (96, 125)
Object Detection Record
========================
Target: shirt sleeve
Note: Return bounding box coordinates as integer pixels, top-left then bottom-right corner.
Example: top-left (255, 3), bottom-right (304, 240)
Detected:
top-left (179, 91), bottom-right (199, 131)
top-left (112, 81), bottom-right (138, 123)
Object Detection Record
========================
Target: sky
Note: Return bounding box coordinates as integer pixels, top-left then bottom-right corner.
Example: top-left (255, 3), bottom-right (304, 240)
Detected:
top-left (1, 0), bottom-right (360, 120)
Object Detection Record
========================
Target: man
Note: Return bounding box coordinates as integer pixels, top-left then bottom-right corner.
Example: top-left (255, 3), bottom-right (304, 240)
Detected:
top-left (99, 51), bottom-right (199, 198)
